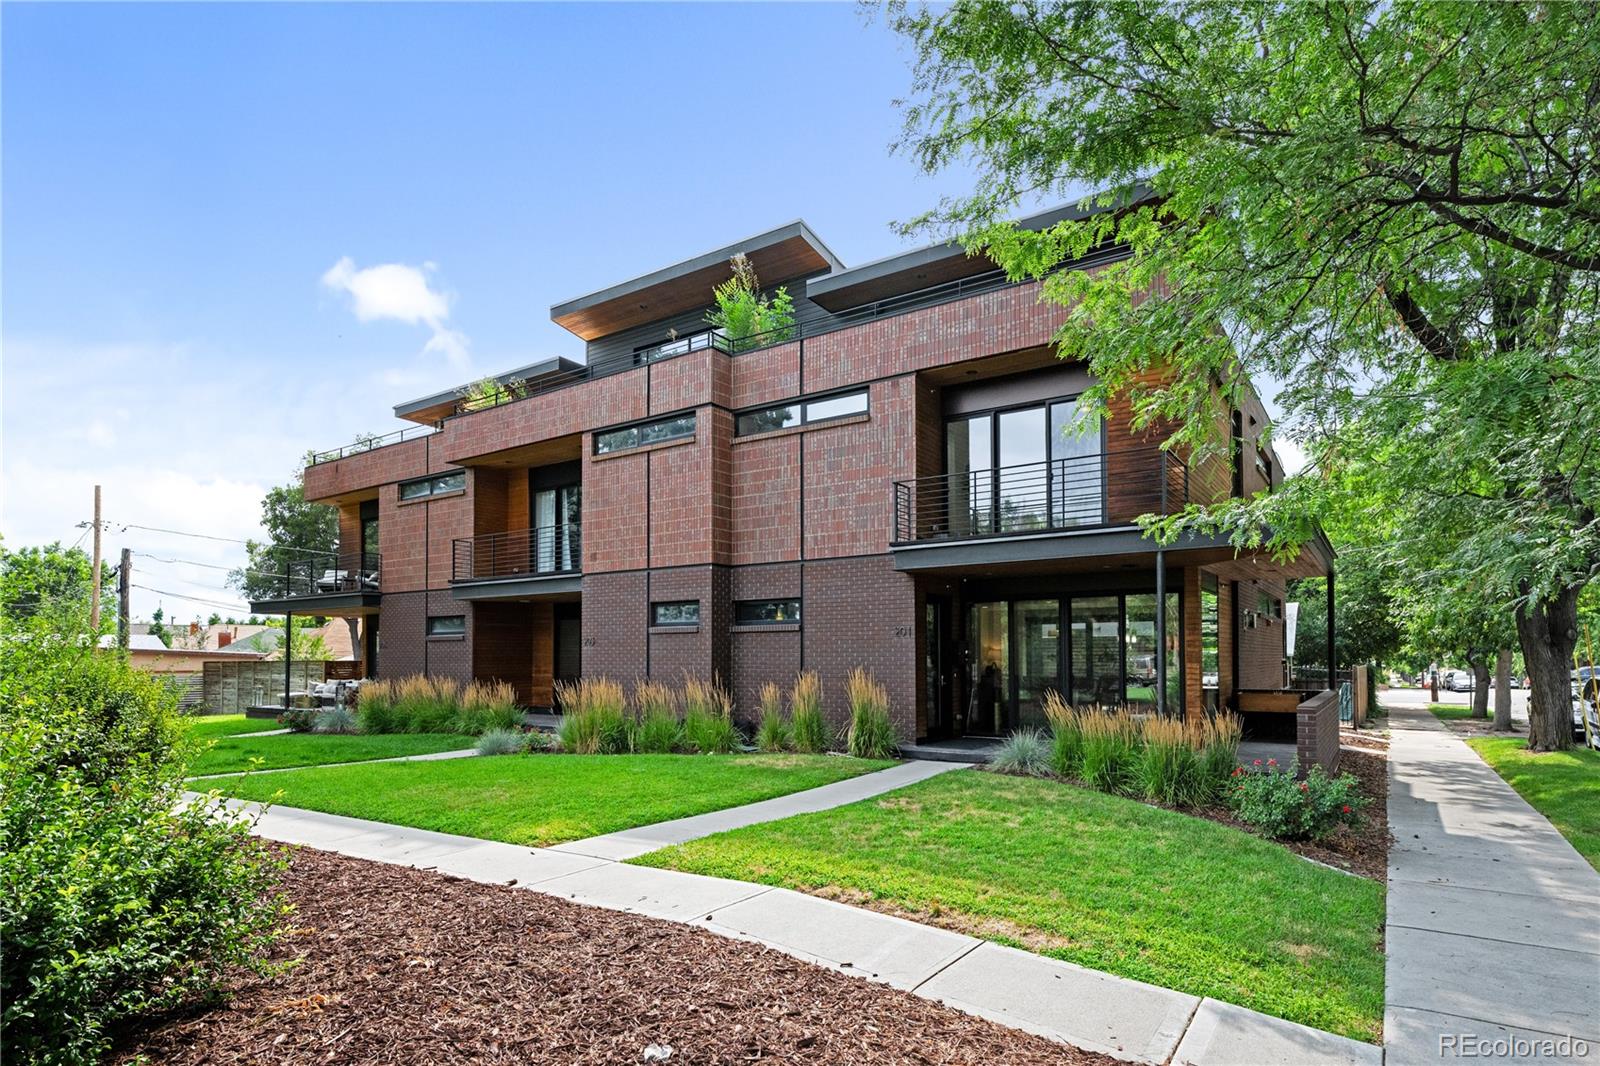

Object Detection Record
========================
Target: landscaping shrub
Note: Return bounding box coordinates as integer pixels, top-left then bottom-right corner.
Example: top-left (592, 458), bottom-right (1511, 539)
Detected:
top-left (1043, 691), bottom-right (1083, 777)
top-left (475, 727), bottom-right (527, 756)
top-left (632, 681), bottom-right (683, 754)
top-left (1196, 713), bottom-right (1243, 805)
top-left (555, 678), bottom-right (630, 754)
top-left (355, 678), bottom-right (398, 734)
top-left (1138, 717), bottom-right (1203, 807)
top-left (455, 680), bottom-right (521, 735)
top-left (1, 621), bottom-right (285, 1064)
top-left (789, 670), bottom-right (828, 754)
top-left (1229, 759), bottom-right (1368, 841)
top-left (278, 704), bottom-right (316, 733)
top-left (388, 675), bottom-right (461, 733)
top-left (1078, 709), bottom-right (1139, 795)
top-left (845, 668), bottom-right (897, 759)
top-left (989, 728), bottom-right (1052, 776)
top-left (523, 729), bottom-right (556, 753)
top-left (755, 682), bottom-right (791, 753)
top-left (682, 676), bottom-right (740, 754)
top-left (312, 705), bottom-right (359, 735)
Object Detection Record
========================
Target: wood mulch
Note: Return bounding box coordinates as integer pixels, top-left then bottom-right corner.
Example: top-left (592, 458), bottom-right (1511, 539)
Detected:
top-left (114, 847), bottom-right (1118, 1066)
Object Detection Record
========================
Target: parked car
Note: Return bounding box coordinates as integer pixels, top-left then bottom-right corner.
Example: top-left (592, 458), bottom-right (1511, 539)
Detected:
top-left (1442, 669), bottom-right (1475, 692)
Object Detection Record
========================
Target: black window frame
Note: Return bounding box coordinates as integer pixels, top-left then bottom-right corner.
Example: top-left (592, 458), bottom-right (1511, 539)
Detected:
top-left (651, 601), bottom-right (701, 627)
top-left (594, 413), bottom-right (697, 455)
top-left (734, 598), bottom-right (802, 625)
top-left (735, 388), bottom-right (869, 437)
top-left (425, 614), bottom-right (466, 637)
top-left (399, 470), bottom-right (466, 501)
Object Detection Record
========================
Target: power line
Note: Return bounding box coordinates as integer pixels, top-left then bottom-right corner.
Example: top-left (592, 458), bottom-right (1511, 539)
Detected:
top-left (109, 521), bottom-right (339, 557)
top-left (131, 583), bottom-right (249, 613)
top-left (134, 552), bottom-right (286, 583)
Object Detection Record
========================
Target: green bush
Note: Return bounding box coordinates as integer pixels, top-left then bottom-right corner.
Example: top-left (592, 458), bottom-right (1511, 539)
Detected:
top-left (789, 671), bottom-right (828, 754)
top-left (1138, 718), bottom-right (1204, 807)
top-left (278, 704), bottom-right (316, 733)
top-left (1079, 712), bottom-right (1139, 795)
top-left (312, 705), bottom-right (358, 735)
top-left (358, 677), bottom-right (519, 735)
top-left (1, 624), bottom-right (285, 1064)
top-left (682, 677), bottom-right (740, 754)
top-left (754, 682), bottom-right (791, 753)
top-left (453, 680), bottom-right (521, 735)
top-left (1043, 692), bottom-right (1083, 777)
top-left (631, 681), bottom-right (683, 754)
top-left (845, 668), bottom-right (898, 759)
top-left (475, 727), bottom-right (527, 755)
top-left (988, 728), bottom-right (1052, 776)
top-left (1229, 759), bottom-right (1368, 841)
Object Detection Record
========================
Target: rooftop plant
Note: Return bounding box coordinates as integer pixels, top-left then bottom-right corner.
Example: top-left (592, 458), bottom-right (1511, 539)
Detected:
top-left (706, 254), bottom-right (795, 352)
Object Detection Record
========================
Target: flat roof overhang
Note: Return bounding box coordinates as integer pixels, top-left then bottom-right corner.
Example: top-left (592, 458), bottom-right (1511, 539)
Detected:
top-left (807, 186), bottom-right (1156, 313)
top-left (449, 573), bottom-right (582, 601)
top-left (549, 221), bottom-right (844, 341)
top-left (891, 524), bottom-right (1332, 579)
top-left (393, 357), bottom-right (588, 426)
top-left (248, 592), bottom-right (382, 617)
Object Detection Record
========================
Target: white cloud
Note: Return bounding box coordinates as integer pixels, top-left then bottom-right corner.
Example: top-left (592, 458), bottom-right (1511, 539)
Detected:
top-left (321, 256), bottom-right (471, 369)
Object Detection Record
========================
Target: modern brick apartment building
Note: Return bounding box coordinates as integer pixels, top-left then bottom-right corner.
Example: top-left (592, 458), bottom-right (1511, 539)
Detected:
top-left (255, 199), bottom-right (1340, 763)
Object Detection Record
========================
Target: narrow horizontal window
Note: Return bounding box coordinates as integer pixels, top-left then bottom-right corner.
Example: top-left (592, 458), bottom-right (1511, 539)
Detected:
top-left (734, 599), bottom-right (801, 625)
top-left (595, 413), bottom-right (695, 455)
top-left (426, 615), bottom-right (466, 636)
top-left (735, 389), bottom-right (867, 437)
top-left (651, 601), bottom-right (700, 627)
top-left (399, 470), bottom-right (466, 500)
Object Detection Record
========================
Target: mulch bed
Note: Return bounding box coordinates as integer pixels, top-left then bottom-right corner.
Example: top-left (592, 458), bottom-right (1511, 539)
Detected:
top-left (114, 847), bottom-right (1119, 1065)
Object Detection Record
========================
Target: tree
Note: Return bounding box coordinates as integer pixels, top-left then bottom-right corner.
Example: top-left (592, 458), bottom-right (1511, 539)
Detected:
top-left (1290, 545), bottom-right (1402, 680)
top-left (228, 474), bottom-right (339, 601)
top-left (889, 1), bottom-right (1599, 749)
top-left (146, 606), bottom-right (169, 648)
top-left (1399, 586), bottom-right (1517, 720)
top-left (0, 540), bottom-right (117, 636)
top-left (705, 254), bottom-right (796, 352)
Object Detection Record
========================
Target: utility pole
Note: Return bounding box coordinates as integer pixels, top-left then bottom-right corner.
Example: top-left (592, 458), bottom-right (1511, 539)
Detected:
top-left (89, 485), bottom-right (103, 633)
top-left (117, 548), bottom-right (131, 651)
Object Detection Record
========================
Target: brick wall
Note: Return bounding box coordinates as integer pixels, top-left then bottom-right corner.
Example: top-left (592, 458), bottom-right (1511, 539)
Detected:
top-left (1237, 577), bottom-right (1288, 689)
top-left (304, 435), bottom-right (430, 503)
top-left (802, 378), bottom-right (916, 559)
top-left (376, 590), bottom-right (472, 683)
top-left (582, 447), bottom-right (650, 573)
top-left (1296, 688), bottom-right (1340, 773)
top-left (580, 571), bottom-right (648, 683)
top-left (800, 556), bottom-right (918, 740)
top-left (442, 367), bottom-right (647, 465)
top-left (472, 601), bottom-right (534, 703)
top-left (729, 563), bottom-right (803, 720)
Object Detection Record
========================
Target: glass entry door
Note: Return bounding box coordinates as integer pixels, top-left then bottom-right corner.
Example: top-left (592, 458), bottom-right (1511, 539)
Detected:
top-left (967, 602), bottom-right (1010, 735)
top-left (533, 484), bottom-right (581, 573)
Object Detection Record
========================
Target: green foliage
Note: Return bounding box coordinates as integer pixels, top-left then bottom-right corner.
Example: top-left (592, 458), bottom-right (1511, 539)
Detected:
top-left (681, 676), bottom-right (740, 754)
top-left (633, 710), bottom-right (684, 754)
top-left (0, 617), bottom-right (285, 1063)
top-left (1079, 713), bottom-right (1139, 796)
top-left (356, 676), bottom-right (518, 736)
top-left (705, 254), bottom-right (796, 351)
top-left (555, 678), bottom-right (630, 754)
top-left (789, 671), bottom-right (828, 754)
top-left (844, 668), bottom-right (898, 759)
top-left (754, 682), bottom-right (791, 753)
top-left (459, 376), bottom-right (527, 413)
top-left (1138, 718), bottom-right (1206, 808)
top-left (145, 606), bottom-right (169, 648)
top-left (227, 475), bottom-right (339, 601)
top-left (890, 0), bottom-right (1600, 746)
top-left (311, 705), bottom-right (358, 735)
top-left (475, 728), bottom-right (528, 756)
top-left (988, 728), bottom-right (1052, 776)
top-left (0, 541), bottom-right (115, 635)
top-left (277, 704), bottom-right (316, 733)
top-left (1229, 761), bottom-right (1367, 842)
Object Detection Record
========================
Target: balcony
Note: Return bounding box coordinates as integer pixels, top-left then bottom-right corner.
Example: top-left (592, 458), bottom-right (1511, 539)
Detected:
top-left (247, 550), bottom-right (382, 616)
top-left (890, 448), bottom-right (1192, 569)
top-left (449, 526), bottom-right (582, 600)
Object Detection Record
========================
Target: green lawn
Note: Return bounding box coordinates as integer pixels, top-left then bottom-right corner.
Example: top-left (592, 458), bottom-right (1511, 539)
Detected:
top-left (208, 753), bottom-right (895, 845)
top-left (183, 713), bottom-right (283, 739)
top-left (634, 770), bottom-right (1386, 1042)
top-left (1428, 703), bottom-right (1478, 722)
top-left (189, 732), bottom-right (474, 775)
top-left (1466, 736), bottom-right (1600, 870)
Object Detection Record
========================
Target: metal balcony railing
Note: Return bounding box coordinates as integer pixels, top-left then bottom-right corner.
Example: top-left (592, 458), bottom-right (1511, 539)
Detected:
top-left (891, 448), bottom-right (1189, 544)
top-left (307, 426), bottom-right (437, 466)
top-left (278, 550), bottom-right (382, 598)
top-left (451, 525), bottom-right (582, 582)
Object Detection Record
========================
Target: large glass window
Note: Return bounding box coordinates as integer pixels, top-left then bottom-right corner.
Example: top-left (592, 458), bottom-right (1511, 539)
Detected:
top-left (1050, 398), bottom-right (1103, 526)
top-left (735, 389), bottom-right (868, 437)
top-left (1124, 593), bottom-right (1182, 710)
top-left (944, 397), bottom-right (1104, 537)
top-left (1071, 596), bottom-right (1122, 706)
top-left (533, 484), bottom-right (581, 573)
top-left (1201, 573), bottom-right (1220, 696)
top-left (997, 407), bottom-right (1049, 531)
top-left (594, 414), bottom-right (695, 455)
top-left (945, 414), bottom-right (994, 537)
top-left (398, 471), bottom-right (466, 501)
top-left (968, 602), bottom-right (1010, 735)
top-left (1015, 601), bottom-right (1060, 730)
top-left (734, 599), bottom-right (801, 624)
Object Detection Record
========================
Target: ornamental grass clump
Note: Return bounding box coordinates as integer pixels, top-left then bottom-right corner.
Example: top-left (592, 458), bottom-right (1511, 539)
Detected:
top-left (389, 674), bottom-right (461, 733)
top-left (789, 670), bottom-right (828, 753)
top-left (682, 675), bottom-right (740, 754)
top-left (312, 705), bottom-right (359, 735)
top-left (1196, 713), bottom-right (1243, 805)
top-left (1078, 709), bottom-right (1139, 795)
top-left (1138, 716), bottom-right (1204, 807)
top-left (988, 727), bottom-right (1053, 776)
top-left (355, 678), bottom-right (397, 733)
top-left (845, 667), bottom-right (898, 759)
top-left (755, 682), bottom-right (791, 752)
top-left (555, 677), bottom-right (630, 754)
top-left (1043, 691), bottom-right (1083, 777)
top-left (455, 680), bottom-right (521, 735)
top-left (475, 727), bottom-right (527, 755)
top-left (632, 680), bottom-right (683, 754)
top-left (1230, 758), bottom-right (1368, 841)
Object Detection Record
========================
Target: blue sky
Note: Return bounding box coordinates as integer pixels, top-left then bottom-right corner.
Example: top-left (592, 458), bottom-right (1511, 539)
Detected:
top-left (2, 2), bottom-right (986, 620)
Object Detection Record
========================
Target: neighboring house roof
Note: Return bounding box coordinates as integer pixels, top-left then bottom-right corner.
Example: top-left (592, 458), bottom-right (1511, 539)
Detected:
top-left (97, 633), bottom-right (268, 658)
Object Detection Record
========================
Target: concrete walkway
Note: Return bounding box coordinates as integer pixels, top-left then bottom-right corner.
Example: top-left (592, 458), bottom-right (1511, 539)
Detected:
top-left (188, 746), bottom-right (477, 780)
top-left (1384, 705), bottom-right (1600, 1064)
top-left (547, 759), bottom-right (960, 860)
top-left (213, 760), bottom-right (1378, 1065)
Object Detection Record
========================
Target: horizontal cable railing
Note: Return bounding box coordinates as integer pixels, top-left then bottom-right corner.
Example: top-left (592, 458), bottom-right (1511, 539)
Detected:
top-left (278, 550), bottom-right (382, 598)
top-left (892, 448), bottom-right (1188, 544)
top-left (307, 426), bottom-right (437, 467)
top-left (452, 525), bottom-right (583, 582)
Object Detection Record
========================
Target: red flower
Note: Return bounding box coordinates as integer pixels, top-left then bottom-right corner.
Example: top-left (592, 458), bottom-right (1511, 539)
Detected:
top-left (1231, 767), bottom-right (1243, 777)
top-left (1299, 782), bottom-right (1310, 792)
top-left (1253, 759), bottom-right (1263, 766)
top-left (1341, 805), bottom-right (1352, 814)
top-left (1266, 758), bottom-right (1277, 766)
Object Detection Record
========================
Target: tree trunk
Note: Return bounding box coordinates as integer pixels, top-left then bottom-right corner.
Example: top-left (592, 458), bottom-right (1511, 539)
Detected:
top-left (1469, 658), bottom-right (1490, 718)
top-left (1516, 585), bottom-right (1579, 752)
top-left (345, 617), bottom-right (362, 671)
top-left (1493, 647), bottom-right (1514, 731)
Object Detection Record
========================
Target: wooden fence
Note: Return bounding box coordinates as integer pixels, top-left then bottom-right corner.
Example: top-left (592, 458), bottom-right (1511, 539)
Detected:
top-left (202, 661), bottom-right (326, 714)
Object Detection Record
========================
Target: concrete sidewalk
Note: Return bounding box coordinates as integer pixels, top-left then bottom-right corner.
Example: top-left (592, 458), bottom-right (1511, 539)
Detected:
top-left (1384, 705), bottom-right (1600, 1065)
top-left (214, 763), bottom-right (1378, 1065)
top-left (188, 746), bottom-right (477, 780)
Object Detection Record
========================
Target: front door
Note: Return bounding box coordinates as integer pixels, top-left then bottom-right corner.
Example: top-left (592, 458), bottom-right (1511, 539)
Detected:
top-left (553, 603), bottom-right (581, 688)
top-left (924, 596), bottom-right (955, 737)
